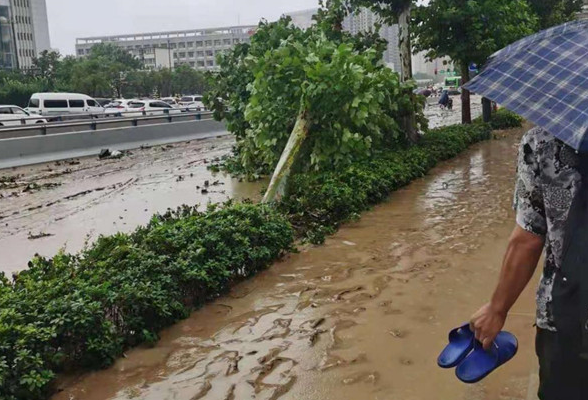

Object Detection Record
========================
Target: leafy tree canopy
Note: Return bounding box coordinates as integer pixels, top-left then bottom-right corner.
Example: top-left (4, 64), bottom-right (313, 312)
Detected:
top-left (527, 0), bottom-right (584, 29)
top-left (413, 0), bottom-right (538, 68)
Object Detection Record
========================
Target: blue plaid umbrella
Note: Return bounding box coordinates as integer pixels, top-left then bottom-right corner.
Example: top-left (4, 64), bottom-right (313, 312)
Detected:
top-left (464, 20), bottom-right (588, 152)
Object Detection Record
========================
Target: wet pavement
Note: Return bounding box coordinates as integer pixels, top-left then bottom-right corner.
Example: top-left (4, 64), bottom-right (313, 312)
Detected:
top-left (425, 94), bottom-right (483, 128)
top-left (52, 124), bottom-right (539, 400)
top-left (0, 136), bottom-right (265, 275)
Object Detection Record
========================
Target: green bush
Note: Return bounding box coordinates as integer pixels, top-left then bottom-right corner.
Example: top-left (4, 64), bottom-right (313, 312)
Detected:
top-left (474, 108), bottom-right (524, 130)
top-left (0, 203), bottom-right (293, 400)
top-left (279, 123), bottom-right (492, 243)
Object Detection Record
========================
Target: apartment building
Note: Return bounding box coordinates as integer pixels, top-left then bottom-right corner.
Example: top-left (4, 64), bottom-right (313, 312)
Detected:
top-left (342, 8), bottom-right (401, 72)
top-left (286, 7), bottom-right (402, 72)
top-left (75, 25), bottom-right (256, 70)
top-left (0, 0), bottom-right (50, 69)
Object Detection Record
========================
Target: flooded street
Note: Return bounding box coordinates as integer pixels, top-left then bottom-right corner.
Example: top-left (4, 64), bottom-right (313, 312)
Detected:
top-left (0, 136), bottom-right (265, 274)
top-left (53, 125), bottom-right (539, 400)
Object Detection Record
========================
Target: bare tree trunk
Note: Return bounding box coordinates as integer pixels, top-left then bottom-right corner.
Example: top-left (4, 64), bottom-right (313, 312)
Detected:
top-left (262, 104), bottom-right (311, 204)
top-left (460, 64), bottom-right (472, 124)
top-left (398, 5), bottom-right (413, 83)
top-left (398, 4), bottom-right (419, 143)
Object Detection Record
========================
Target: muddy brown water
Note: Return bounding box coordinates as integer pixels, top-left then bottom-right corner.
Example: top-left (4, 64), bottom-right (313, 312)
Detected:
top-left (51, 125), bottom-right (540, 400)
top-left (0, 136), bottom-right (265, 275)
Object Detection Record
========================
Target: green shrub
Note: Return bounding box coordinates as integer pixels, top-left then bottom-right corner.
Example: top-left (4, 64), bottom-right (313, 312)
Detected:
top-left (474, 108), bottom-right (524, 130)
top-left (0, 203), bottom-right (293, 400)
top-left (280, 123), bottom-right (492, 243)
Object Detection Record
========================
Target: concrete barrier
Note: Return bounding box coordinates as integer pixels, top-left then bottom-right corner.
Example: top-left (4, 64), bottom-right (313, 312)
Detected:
top-left (0, 119), bottom-right (229, 169)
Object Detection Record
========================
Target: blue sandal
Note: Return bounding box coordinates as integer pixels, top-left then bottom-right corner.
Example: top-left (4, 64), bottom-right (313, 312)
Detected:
top-left (455, 331), bottom-right (518, 384)
top-left (437, 323), bottom-right (475, 368)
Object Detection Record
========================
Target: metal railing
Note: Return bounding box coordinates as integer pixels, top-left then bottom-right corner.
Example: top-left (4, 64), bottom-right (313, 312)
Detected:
top-left (0, 110), bottom-right (215, 140)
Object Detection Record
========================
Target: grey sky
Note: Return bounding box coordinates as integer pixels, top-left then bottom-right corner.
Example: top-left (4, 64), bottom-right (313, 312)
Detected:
top-left (47, 0), bottom-right (320, 55)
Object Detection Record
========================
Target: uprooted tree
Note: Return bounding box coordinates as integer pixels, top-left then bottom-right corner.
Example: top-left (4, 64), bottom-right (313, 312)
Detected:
top-left (207, 5), bottom-right (425, 203)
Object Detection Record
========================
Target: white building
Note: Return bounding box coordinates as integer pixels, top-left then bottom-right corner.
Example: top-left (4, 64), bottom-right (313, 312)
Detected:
top-left (286, 7), bottom-right (402, 72)
top-left (9, 0), bottom-right (51, 69)
top-left (130, 47), bottom-right (175, 70)
top-left (76, 26), bottom-right (256, 71)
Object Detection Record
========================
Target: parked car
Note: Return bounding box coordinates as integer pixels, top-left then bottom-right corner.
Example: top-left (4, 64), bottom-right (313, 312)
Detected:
top-left (95, 98), bottom-right (113, 107)
top-left (161, 97), bottom-right (180, 107)
top-left (26, 93), bottom-right (104, 117)
top-left (126, 100), bottom-right (182, 117)
top-left (104, 99), bottom-right (136, 117)
top-left (178, 95), bottom-right (205, 111)
top-left (0, 105), bottom-right (47, 127)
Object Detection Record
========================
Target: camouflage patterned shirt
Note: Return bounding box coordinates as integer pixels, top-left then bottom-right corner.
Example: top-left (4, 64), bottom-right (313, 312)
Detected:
top-left (514, 127), bottom-right (582, 331)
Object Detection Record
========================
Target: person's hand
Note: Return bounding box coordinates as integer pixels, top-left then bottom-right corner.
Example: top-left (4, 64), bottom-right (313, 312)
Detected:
top-left (470, 303), bottom-right (507, 350)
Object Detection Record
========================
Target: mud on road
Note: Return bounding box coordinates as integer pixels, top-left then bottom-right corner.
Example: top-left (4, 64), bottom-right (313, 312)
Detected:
top-left (0, 135), bottom-right (265, 275)
top-left (53, 125), bottom-right (539, 400)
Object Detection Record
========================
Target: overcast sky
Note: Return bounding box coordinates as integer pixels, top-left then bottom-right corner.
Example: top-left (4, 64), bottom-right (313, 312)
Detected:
top-left (47, 0), bottom-right (320, 55)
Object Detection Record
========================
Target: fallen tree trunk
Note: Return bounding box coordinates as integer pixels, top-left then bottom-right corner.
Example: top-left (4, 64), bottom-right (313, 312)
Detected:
top-left (262, 104), bottom-right (311, 203)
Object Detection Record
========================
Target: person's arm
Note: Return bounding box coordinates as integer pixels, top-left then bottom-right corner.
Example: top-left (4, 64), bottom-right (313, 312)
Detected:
top-left (470, 225), bottom-right (545, 349)
top-left (471, 131), bottom-right (547, 350)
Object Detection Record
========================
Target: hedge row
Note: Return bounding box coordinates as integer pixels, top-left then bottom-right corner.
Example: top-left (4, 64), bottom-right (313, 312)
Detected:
top-left (0, 122), bottom-right (493, 399)
top-left (0, 203), bottom-right (294, 399)
top-left (280, 123), bottom-right (493, 243)
top-left (474, 108), bottom-right (524, 130)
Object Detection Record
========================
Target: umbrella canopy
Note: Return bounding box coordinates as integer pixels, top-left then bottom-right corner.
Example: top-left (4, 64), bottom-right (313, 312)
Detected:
top-left (465, 20), bottom-right (588, 151)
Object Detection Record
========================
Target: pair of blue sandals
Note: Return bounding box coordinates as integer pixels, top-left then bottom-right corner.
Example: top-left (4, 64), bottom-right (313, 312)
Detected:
top-left (437, 323), bottom-right (518, 383)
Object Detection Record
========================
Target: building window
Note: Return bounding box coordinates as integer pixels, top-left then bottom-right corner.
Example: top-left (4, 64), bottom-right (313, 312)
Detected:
top-left (170, 43), bottom-right (177, 49)
top-left (187, 41), bottom-right (194, 47)
top-left (214, 40), bottom-right (221, 46)
top-left (178, 52), bottom-right (186, 58)
top-left (196, 51), bottom-right (204, 57)
top-left (77, 49), bottom-right (85, 56)
top-left (206, 50), bottom-right (213, 57)
top-left (197, 60), bottom-right (205, 67)
top-left (178, 42), bottom-right (186, 48)
top-left (189, 61), bottom-right (195, 67)
top-left (206, 60), bottom-right (214, 67)
top-left (223, 39), bottom-right (231, 45)
top-left (196, 41), bottom-right (203, 47)
top-left (188, 51), bottom-right (194, 58)
top-left (233, 38), bottom-right (240, 44)
top-left (205, 40), bottom-right (212, 46)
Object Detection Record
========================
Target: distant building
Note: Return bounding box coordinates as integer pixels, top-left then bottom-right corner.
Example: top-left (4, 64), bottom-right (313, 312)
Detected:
top-left (412, 51), bottom-right (454, 82)
top-left (286, 7), bottom-right (402, 72)
top-left (0, 0), bottom-right (51, 70)
top-left (130, 47), bottom-right (175, 70)
top-left (75, 25), bottom-right (257, 71)
top-left (342, 8), bottom-right (401, 72)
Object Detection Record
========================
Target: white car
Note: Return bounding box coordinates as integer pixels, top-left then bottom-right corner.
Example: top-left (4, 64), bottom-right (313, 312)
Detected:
top-left (0, 105), bottom-right (47, 127)
top-left (126, 100), bottom-right (183, 117)
top-left (104, 99), bottom-right (136, 117)
top-left (161, 97), bottom-right (180, 108)
top-left (179, 95), bottom-right (205, 111)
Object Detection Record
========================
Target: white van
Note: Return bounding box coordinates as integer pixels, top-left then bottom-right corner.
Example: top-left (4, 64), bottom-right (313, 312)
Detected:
top-left (179, 95), bottom-right (205, 111)
top-left (26, 93), bottom-right (104, 117)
